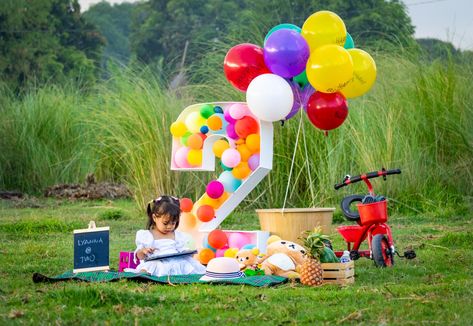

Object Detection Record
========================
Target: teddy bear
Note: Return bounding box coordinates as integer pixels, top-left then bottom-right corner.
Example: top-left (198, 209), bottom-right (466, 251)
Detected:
top-left (235, 248), bottom-right (260, 270)
top-left (258, 239), bottom-right (307, 278)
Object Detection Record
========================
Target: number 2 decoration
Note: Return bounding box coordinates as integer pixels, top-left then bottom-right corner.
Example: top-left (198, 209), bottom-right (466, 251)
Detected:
top-left (170, 102), bottom-right (273, 233)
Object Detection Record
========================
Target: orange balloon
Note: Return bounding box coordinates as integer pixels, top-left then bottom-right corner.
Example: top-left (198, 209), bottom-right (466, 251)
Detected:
top-left (245, 134), bottom-right (260, 153)
top-left (237, 144), bottom-right (252, 161)
top-left (235, 138), bottom-right (245, 145)
top-left (187, 134), bottom-right (203, 150)
top-left (197, 205), bottom-right (215, 222)
top-left (207, 115), bottom-right (223, 130)
top-left (199, 248), bottom-right (215, 265)
top-left (180, 198), bottom-right (193, 212)
top-left (232, 162), bottom-right (251, 179)
top-left (207, 230), bottom-right (228, 249)
top-left (179, 212), bottom-right (197, 231)
top-left (201, 192), bottom-right (228, 209)
top-left (212, 139), bottom-right (230, 158)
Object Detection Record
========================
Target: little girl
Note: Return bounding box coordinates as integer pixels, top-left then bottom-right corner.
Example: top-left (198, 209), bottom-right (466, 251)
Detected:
top-left (131, 195), bottom-right (205, 276)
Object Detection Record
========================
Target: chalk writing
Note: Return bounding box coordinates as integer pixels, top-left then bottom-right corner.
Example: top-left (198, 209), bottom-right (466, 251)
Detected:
top-left (77, 238), bottom-right (104, 246)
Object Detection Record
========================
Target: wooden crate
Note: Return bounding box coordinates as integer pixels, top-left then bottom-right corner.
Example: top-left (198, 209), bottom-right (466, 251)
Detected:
top-left (322, 261), bottom-right (355, 285)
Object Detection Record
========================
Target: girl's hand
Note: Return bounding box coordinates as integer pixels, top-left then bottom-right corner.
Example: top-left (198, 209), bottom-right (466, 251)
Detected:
top-left (137, 247), bottom-right (156, 260)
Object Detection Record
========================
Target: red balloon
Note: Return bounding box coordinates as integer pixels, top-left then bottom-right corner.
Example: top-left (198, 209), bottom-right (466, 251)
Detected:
top-left (234, 116), bottom-right (259, 139)
top-left (207, 230), bottom-right (228, 249)
top-left (306, 92), bottom-right (348, 131)
top-left (180, 198), bottom-right (193, 213)
top-left (197, 205), bottom-right (215, 222)
top-left (224, 43), bottom-right (271, 92)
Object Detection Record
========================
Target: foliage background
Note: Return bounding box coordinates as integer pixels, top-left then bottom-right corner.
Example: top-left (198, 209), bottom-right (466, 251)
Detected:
top-left (0, 0), bottom-right (472, 216)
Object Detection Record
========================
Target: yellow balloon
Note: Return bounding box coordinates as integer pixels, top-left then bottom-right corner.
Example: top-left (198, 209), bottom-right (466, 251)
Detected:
top-left (224, 247), bottom-right (239, 258)
top-left (187, 149), bottom-right (202, 166)
top-left (212, 139), bottom-right (230, 158)
top-left (302, 11), bottom-right (346, 51)
top-left (306, 45), bottom-right (354, 93)
top-left (245, 134), bottom-right (260, 153)
top-left (341, 49), bottom-right (377, 99)
top-left (170, 121), bottom-right (187, 137)
top-left (185, 111), bottom-right (206, 133)
top-left (201, 192), bottom-right (229, 209)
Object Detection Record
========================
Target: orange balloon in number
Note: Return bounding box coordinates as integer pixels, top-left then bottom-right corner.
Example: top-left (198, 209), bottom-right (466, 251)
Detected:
top-left (207, 115), bottom-right (223, 131)
top-left (245, 134), bottom-right (260, 153)
top-left (237, 144), bottom-right (252, 162)
top-left (199, 248), bottom-right (215, 264)
top-left (187, 134), bottom-right (203, 150)
top-left (179, 212), bottom-right (197, 231)
top-left (232, 162), bottom-right (251, 179)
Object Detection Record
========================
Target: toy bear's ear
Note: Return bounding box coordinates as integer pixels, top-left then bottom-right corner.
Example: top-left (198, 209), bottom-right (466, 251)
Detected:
top-left (267, 235), bottom-right (281, 245)
top-left (251, 248), bottom-right (260, 255)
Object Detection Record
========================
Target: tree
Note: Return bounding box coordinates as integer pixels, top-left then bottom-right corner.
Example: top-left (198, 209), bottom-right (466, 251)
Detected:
top-left (130, 0), bottom-right (245, 73)
top-left (0, 0), bottom-right (104, 92)
top-left (130, 0), bottom-right (416, 78)
top-left (241, 0), bottom-right (416, 49)
top-left (417, 38), bottom-right (459, 61)
top-left (83, 1), bottom-right (135, 66)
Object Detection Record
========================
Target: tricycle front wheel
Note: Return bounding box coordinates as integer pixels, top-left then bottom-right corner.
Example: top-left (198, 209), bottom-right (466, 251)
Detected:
top-left (372, 234), bottom-right (394, 267)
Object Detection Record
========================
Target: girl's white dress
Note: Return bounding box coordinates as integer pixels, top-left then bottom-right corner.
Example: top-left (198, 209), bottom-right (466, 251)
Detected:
top-left (127, 229), bottom-right (205, 277)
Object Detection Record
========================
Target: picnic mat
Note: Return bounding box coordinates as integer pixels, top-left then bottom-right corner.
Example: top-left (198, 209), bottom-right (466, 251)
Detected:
top-left (32, 271), bottom-right (288, 287)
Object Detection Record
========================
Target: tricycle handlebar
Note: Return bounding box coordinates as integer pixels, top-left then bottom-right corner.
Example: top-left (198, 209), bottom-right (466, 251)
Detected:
top-left (334, 168), bottom-right (401, 190)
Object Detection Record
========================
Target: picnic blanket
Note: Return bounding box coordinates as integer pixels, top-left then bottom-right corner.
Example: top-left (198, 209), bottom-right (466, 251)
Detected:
top-left (32, 271), bottom-right (288, 287)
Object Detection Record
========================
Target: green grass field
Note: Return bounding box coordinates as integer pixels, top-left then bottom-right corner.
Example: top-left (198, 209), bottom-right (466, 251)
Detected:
top-left (1, 198), bottom-right (472, 324)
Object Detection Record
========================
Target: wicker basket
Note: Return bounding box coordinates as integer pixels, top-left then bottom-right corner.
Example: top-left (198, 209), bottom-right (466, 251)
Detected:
top-left (256, 208), bottom-right (334, 245)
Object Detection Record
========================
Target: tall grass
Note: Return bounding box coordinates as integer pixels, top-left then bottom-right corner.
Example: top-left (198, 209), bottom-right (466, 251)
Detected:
top-left (0, 84), bottom-right (94, 192)
top-left (1, 55), bottom-right (472, 215)
top-left (89, 67), bottom-right (198, 209)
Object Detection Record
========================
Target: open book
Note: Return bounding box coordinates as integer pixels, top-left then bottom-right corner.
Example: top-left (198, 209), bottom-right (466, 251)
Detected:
top-left (144, 249), bottom-right (198, 262)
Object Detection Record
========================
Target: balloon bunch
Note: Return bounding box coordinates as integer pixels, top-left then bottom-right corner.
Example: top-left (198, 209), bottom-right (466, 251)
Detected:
top-left (223, 10), bottom-right (377, 132)
top-left (170, 102), bottom-right (261, 225)
top-left (180, 196), bottom-right (257, 265)
top-left (198, 230), bottom-right (255, 264)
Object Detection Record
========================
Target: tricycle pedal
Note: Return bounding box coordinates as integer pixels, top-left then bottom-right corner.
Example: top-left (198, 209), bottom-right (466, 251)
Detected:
top-left (350, 250), bottom-right (360, 260)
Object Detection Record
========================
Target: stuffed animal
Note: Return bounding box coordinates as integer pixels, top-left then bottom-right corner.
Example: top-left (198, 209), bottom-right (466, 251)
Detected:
top-left (235, 248), bottom-right (260, 270)
top-left (259, 240), bottom-right (307, 278)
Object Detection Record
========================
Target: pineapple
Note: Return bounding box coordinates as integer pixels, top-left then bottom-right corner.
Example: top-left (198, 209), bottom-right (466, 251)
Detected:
top-left (299, 227), bottom-right (328, 286)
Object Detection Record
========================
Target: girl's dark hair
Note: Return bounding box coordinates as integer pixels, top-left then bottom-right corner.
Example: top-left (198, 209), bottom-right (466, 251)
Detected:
top-left (146, 195), bottom-right (181, 230)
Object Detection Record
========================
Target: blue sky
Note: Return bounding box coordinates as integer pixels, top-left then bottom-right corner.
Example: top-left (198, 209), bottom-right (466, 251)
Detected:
top-left (79, 0), bottom-right (473, 50)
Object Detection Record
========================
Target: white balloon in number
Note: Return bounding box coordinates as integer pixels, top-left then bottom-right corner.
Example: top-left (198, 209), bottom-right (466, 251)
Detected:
top-left (246, 73), bottom-right (294, 122)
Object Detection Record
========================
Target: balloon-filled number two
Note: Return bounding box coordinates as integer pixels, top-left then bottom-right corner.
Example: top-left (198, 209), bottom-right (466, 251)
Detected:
top-left (171, 102), bottom-right (273, 232)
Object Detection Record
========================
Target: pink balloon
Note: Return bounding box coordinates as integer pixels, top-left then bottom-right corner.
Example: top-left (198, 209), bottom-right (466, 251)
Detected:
top-left (229, 103), bottom-right (250, 120)
top-left (215, 246), bottom-right (229, 258)
top-left (248, 154), bottom-right (260, 171)
top-left (221, 148), bottom-right (241, 168)
top-left (206, 180), bottom-right (225, 199)
top-left (228, 232), bottom-right (250, 249)
top-left (226, 124), bottom-right (239, 139)
top-left (174, 147), bottom-right (191, 168)
top-left (224, 109), bottom-right (236, 123)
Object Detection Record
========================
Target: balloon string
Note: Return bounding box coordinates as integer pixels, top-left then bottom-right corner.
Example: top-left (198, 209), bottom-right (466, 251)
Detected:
top-left (282, 94), bottom-right (303, 212)
top-left (301, 112), bottom-right (316, 206)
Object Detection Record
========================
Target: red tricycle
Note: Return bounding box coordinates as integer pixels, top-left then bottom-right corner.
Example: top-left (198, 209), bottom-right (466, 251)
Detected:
top-left (333, 168), bottom-right (416, 267)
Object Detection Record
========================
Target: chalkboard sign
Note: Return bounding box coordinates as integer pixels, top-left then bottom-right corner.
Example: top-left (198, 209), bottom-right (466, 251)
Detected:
top-left (73, 225), bottom-right (110, 273)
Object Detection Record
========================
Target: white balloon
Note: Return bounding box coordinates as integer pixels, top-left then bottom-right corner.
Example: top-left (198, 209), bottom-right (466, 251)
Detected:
top-left (246, 74), bottom-right (294, 122)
